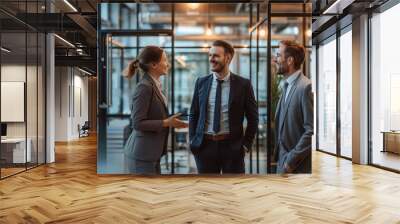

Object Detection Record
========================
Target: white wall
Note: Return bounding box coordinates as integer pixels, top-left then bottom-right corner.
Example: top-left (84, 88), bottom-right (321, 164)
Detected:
top-left (1, 65), bottom-right (40, 138)
top-left (54, 67), bottom-right (89, 141)
top-left (1, 63), bottom-right (47, 164)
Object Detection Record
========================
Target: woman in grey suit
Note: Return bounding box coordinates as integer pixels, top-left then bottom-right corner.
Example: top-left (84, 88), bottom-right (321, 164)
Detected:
top-left (123, 46), bottom-right (188, 174)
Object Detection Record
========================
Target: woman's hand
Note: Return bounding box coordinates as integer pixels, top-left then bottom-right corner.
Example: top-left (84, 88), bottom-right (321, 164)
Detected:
top-left (162, 113), bottom-right (189, 129)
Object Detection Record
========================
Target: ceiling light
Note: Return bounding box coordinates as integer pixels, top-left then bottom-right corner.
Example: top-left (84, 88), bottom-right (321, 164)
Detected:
top-left (54, 34), bottom-right (75, 48)
top-left (306, 29), bottom-right (312, 37)
top-left (78, 67), bottom-right (94, 76)
top-left (63, 0), bottom-right (78, 12)
top-left (205, 3), bottom-right (212, 36)
top-left (206, 27), bottom-right (213, 36)
top-left (322, 0), bottom-right (354, 15)
top-left (188, 3), bottom-right (200, 10)
top-left (259, 29), bottom-right (266, 37)
top-left (1, 47), bottom-right (11, 53)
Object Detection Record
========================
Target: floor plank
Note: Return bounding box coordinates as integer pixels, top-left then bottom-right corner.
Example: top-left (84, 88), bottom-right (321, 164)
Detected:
top-left (1, 135), bottom-right (400, 223)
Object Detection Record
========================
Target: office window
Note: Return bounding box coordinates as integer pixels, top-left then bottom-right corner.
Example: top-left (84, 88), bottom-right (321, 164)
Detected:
top-left (340, 29), bottom-right (352, 158)
top-left (371, 3), bottom-right (400, 171)
top-left (318, 37), bottom-right (337, 154)
top-left (139, 3), bottom-right (172, 30)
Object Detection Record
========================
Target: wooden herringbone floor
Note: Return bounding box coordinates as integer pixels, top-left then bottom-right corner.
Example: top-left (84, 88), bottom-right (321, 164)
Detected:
top-left (1, 135), bottom-right (400, 224)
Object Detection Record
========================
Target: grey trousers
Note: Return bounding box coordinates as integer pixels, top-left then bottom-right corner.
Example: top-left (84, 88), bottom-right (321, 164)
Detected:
top-left (125, 158), bottom-right (161, 175)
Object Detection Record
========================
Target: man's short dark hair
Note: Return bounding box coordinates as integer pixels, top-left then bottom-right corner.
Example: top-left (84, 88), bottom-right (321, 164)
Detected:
top-left (212, 40), bottom-right (235, 58)
top-left (280, 40), bottom-right (305, 70)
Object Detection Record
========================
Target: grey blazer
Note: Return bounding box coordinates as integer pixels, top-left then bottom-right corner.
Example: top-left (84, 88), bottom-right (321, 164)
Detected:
top-left (274, 73), bottom-right (314, 173)
top-left (124, 74), bottom-right (169, 162)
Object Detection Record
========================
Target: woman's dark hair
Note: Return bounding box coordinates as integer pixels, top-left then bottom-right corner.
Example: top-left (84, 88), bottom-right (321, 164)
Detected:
top-left (123, 45), bottom-right (164, 79)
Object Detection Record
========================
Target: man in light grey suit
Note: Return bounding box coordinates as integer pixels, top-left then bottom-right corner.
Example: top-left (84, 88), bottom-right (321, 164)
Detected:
top-left (273, 40), bottom-right (313, 174)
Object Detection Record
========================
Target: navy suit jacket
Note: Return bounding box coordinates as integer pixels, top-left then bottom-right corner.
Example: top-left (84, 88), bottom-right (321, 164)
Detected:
top-left (189, 73), bottom-right (259, 155)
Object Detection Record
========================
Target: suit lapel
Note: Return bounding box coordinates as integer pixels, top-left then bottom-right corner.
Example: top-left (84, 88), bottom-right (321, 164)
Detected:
top-left (275, 93), bottom-right (283, 121)
top-left (144, 74), bottom-right (168, 113)
top-left (202, 74), bottom-right (213, 103)
top-left (278, 74), bottom-right (302, 134)
top-left (228, 73), bottom-right (237, 108)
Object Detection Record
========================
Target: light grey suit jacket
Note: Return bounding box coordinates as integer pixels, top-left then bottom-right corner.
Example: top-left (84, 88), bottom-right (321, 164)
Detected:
top-left (274, 73), bottom-right (313, 173)
top-left (124, 74), bottom-right (169, 162)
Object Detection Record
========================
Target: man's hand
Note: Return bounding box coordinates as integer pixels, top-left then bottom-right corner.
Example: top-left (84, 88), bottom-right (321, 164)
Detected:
top-left (284, 163), bottom-right (293, 173)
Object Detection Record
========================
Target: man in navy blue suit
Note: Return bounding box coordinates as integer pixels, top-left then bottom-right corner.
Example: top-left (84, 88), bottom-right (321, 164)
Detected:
top-left (189, 40), bottom-right (258, 174)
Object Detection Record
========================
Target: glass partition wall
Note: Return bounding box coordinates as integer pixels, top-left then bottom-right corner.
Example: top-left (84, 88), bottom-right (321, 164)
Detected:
top-left (370, 2), bottom-right (400, 172)
top-left (313, 0), bottom-right (400, 173)
top-left (0, 1), bottom-right (46, 179)
top-left (314, 25), bottom-right (353, 159)
top-left (98, 2), bottom-right (312, 174)
top-left (250, 2), bottom-right (312, 173)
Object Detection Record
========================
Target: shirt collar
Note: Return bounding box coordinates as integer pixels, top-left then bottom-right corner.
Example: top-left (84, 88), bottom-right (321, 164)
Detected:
top-left (285, 70), bottom-right (301, 85)
top-left (213, 71), bottom-right (231, 82)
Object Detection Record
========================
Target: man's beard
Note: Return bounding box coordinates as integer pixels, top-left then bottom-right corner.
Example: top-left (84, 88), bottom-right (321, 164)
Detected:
top-left (211, 61), bottom-right (225, 73)
top-left (277, 63), bottom-right (288, 75)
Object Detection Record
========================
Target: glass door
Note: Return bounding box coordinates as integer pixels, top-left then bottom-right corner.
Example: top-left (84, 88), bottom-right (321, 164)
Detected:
top-left (98, 32), bottom-right (173, 174)
top-left (249, 2), bottom-right (312, 173)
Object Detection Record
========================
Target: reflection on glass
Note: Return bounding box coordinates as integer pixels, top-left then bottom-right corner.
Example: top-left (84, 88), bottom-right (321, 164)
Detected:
top-left (271, 17), bottom-right (310, 46)
top-left (103, 40), bottom-right (139, 174)
top-left (0, 1), bottom-right (47, 178)
top-left (108, 37), bottom-right (138, 115)
top-left (101, 3), bottom-right (137, 30)
top-left (1, 32), bottom-right (28, 177)
top-left (174, 3), bottom-right (250, 48)
top-left (318, 38), bottom-right (337, 154)
top-left (371, 3), bottom-right (400, 171)
top-left (139, 3), bottom-right (172, 30)
top-left (171, 50), bottom-right (207, 173)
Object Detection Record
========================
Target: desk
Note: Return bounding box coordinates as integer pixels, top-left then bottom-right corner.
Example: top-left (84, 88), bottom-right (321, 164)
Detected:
top-left (381, 131), bottom-right (400, 154)
top-left (1, 138), bottom-right (32, 163)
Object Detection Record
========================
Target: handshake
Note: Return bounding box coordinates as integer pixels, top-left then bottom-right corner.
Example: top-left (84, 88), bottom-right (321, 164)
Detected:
top-left (162, 112), bottom-right (188, 129)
